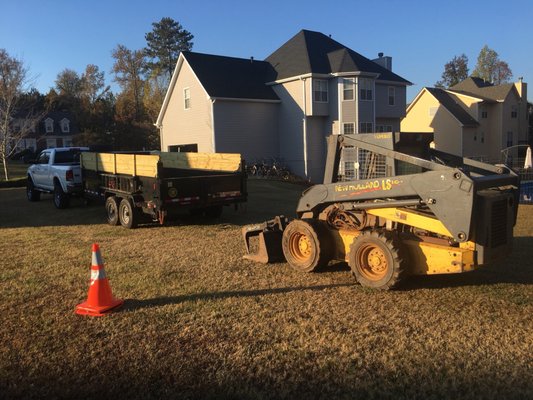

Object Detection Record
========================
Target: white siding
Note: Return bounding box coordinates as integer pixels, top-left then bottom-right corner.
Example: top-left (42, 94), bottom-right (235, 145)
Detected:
top-left (160, 61), bottom-right (213, 152)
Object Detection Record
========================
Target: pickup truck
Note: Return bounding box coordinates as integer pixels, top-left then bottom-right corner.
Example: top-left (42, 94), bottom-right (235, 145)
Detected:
top-left (27, 147), bottom-right (90, 209)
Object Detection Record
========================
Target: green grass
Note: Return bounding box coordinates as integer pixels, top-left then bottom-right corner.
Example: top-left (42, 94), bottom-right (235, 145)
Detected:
top-left (0, 180), bottom-right (532, 399)
top-left (0, 160), bottom-right (28, 187)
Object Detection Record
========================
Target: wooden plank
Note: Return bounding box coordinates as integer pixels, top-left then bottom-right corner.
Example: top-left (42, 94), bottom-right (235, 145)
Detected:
top-left (159, 152), bottom-right (241, 172)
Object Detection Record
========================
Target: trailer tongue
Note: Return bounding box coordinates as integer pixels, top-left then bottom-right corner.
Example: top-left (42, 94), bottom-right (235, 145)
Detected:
top-left (242, 133), bottom-right (519, 290)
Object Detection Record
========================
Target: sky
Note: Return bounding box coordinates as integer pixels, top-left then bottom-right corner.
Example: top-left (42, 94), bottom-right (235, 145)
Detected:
top-left (1, 0), bottom-right (532, 102)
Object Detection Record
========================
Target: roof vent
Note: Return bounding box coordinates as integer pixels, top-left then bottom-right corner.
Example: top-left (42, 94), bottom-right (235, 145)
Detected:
top-left (378, 52), bottom-right (384, 57)
top-left (250, 56), bottom-right (254, 63)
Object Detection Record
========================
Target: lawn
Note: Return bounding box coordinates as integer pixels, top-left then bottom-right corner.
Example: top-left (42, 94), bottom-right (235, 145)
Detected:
top-left (0, 180), bottom-right (532, 399)
top-left (0, 160), bottom-right (28, 186)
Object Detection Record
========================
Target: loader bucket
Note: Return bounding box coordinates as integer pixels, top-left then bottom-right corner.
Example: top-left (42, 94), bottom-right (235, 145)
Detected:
top-left (242, 216), bottom-right (289, 263)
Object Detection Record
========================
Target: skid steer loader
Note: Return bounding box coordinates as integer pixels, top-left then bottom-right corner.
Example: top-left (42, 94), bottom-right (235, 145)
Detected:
top-left (242, 133), bottom-right (520, 290)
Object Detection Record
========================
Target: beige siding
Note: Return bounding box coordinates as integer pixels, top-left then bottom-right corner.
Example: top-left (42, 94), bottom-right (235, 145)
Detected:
top-left (160, 60), bottom-right (213, 152)
top-left (213, 100), bottom-right (279, 161)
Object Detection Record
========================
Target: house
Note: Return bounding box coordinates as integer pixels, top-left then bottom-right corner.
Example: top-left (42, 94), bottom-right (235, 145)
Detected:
top-left (401, 77), bottom-right (528, 162)
top-left (12, 111), bottom-right (79, 153)
top-left (156, 29), bottom-right (411, 181)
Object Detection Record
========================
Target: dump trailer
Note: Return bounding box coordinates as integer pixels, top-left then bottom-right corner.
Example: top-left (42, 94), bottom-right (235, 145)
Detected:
top-left (243, 133), bottom-right (519, 290)
top-left (82, 151), bottom-right (247, 228)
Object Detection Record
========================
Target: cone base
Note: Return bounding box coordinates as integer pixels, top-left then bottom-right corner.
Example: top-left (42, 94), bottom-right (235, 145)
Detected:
top-left (75, 298), bottom-right (124, 317)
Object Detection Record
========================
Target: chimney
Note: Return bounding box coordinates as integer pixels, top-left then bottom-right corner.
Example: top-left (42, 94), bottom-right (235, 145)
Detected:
top-left (372, 52), bottom-right (392, 71)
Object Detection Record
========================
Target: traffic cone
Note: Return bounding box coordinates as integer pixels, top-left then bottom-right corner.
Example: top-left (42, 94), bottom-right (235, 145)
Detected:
top-left (75, 243), bottom-right (123, 316)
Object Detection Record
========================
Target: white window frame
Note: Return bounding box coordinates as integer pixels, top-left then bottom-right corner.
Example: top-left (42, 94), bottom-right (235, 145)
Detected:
top-left (46, 138), bottom-right (56, 148)
top-left (183, 87), bottom-right (191, 110)
top-left (313, 79), bottom-right (328, 103)
top-left (359, 78), bottom-right (373, 101)
top-left (342, 78), bottom-right (355, 101)
top-left (388, 87), bottom-right (395, 106)
top-left (343, 123), bottom-right (355, 134)
top-left (60, 119), bottom-right (70, 133)
top-left (481, 110), bottom-right (488, 119)
top-left (45, 118), bottom-right (54, 133)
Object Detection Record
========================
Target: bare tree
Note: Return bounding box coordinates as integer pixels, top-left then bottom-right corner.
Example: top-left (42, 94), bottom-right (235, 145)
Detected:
top-left (0, 49), bottom-right (41, 180)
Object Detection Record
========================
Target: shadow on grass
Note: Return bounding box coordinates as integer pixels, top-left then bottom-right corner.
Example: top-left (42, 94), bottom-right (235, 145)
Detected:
top-left (123, 283), bottom-right (353, 311)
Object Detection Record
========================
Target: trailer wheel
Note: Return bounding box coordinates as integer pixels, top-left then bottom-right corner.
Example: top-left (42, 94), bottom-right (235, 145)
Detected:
top-left (105, 196), bottom-right (120, 226)
top-left (53, 182), bottom-right (70, 209)
top-left (282, 219), bottom-right (331, 272)
top-left (26, 178), bottom-right (40, 202)
top-left (119, 198), bottom-right (138, 229)
top-left (349, 230), bottom-right (403, 290)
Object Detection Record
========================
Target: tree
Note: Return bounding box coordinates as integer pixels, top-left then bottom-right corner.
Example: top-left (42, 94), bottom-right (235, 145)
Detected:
top-left (144, 17), bottom-right (193, 79)
top-left (472, 45), bottom-right (512, 84)
top-left (435, 54), bottom-right (469, 88)
top-left (0, 49), bottom-right (41, 180)
top-left (112, 44), bottom-right (146, 121)
top-left (55, 68), bottom-right (82, 98)
top-left (81, 64), bottom-right (110, 105)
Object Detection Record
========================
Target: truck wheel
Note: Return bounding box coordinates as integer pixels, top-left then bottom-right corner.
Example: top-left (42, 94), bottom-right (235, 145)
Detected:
top-left (53, 182), bottom-right (70, 209)
top-left (282, 219), bottom-right (331, 272)
top-left (119, 198), bottom-right (138, 229)
top-left (105, 196), bottom-right (120, 226)
top-left (348, 230), bottom-right (403, 290)
top-left (205, 205), bottom-right (223, 218)
top-left (26, 178), bottom-right (40, 202)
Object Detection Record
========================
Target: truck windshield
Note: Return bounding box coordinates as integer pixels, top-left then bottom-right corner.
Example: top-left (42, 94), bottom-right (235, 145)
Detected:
top-left (54, 149), bottom-right (87, 164)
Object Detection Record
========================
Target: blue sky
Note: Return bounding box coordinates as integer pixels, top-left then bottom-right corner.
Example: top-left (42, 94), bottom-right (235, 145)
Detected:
top-left (1, 0), bottom-right (532, 102)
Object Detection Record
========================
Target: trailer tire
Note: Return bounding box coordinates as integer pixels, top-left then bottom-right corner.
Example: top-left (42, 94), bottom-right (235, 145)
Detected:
top-left (349, 230), bottom-right (403, 290)
top-left (119, 198), bottom-right (139, 229)
top-left (105, 196), bottom-right (120, 226)
top-left (53, 182), bottom-right (70, 209)
top-left (205, 205), bottom-right (223, 218)
top-left (282, 219), bottom-right (331, 273)
top-left (26, 178), bottom-right (40, 202)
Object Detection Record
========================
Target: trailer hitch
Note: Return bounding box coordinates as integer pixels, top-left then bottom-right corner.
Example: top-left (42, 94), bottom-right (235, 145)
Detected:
top-left (242, 215), bottom-right (289, 263)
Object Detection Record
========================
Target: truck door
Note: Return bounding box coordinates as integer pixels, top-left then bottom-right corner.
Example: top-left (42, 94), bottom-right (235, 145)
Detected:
top-left (32, 150), bottom-right (51, 188)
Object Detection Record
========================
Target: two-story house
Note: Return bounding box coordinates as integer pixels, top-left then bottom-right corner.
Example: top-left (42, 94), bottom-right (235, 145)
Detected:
top-left (12, 111), bottom-right (78, 153)
top-left (157, 29), bottom-right (411, 181)
top-left (401, 77), bottom-right (528, 162)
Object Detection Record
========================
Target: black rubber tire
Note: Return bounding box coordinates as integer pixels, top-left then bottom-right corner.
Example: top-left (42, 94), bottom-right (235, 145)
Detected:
top-left (105, 196), bottom-right (120, 226)
top-left (348, 230), bottom-right (403, 290)
top-left (53, 182), bottom-right (70, 209)
top-left (118, 198), bottom-right (138, 229)
top-left (205, 205), bottom-right (223, 218)
top-left (282, 219), bottom-right (332, 273)
top-left (26, 178), bottom-right (40, 202)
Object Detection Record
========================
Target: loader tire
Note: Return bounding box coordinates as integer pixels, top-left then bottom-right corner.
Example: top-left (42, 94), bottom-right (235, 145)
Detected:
top-left (349, 230), bottom-right (403, 290)
top-left (282, 219), bottom-right (331, 273)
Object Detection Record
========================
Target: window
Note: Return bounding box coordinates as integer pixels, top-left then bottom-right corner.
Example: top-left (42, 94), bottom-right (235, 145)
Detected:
top-left (388, 87), bottom-right (395, 106)
top-left (342, 78), bottom-right (355, 101)
top-left (376, 125), bottom-right (393, 133)
top-left (359, 78), bottom-right (373, 101)
top-left (343, 123), bottom-right (355, 134)
top-left (507, 131), bottom-right (513, 147)
top-left (313, 79), bottom-right (328, 102)
top-left (480, 131), bottom-right (485, 143)
top-left (45, 118), bottom-right (54, 133)
top-left (511, 106), bottom-right (517, 118)
top-left (38, 151), bottom-right (50, 164)
top-left (183, 88), bottom-right (191, 109)
top-left (63, 138), bottom-right (73, 147)
top-left (60, 119), bottom-right (70, 133)
top-left (46, 138), bottom-right (56, 148)
top-left (360, 122), bottom-right (373, 133)
top-left (481, 110), bottom-right (488, 118)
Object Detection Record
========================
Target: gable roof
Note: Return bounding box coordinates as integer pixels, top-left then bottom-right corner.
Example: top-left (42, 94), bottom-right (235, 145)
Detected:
top-left (449, 76), bottom-right (516, 101)
top-left (182, 51), bottom-right (279, 101)
top-left (265, 29), bottom-right (411, 84)
top-left (425, 87), bottom-right (479, 127)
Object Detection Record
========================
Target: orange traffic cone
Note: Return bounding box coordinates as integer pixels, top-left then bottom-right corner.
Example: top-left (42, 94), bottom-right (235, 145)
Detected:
top-left (75, 243), bottom-right (123, 316)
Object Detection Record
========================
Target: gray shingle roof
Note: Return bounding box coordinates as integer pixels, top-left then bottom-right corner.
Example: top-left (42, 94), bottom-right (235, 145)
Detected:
top-left (426, 88), bottom-right (479, 127)
top-left (449, 77), bottom-right (515, 101)
top-left (265, 30), bottom-right (411, 84)
top-left (182, 52), bottom-right (279, 101)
